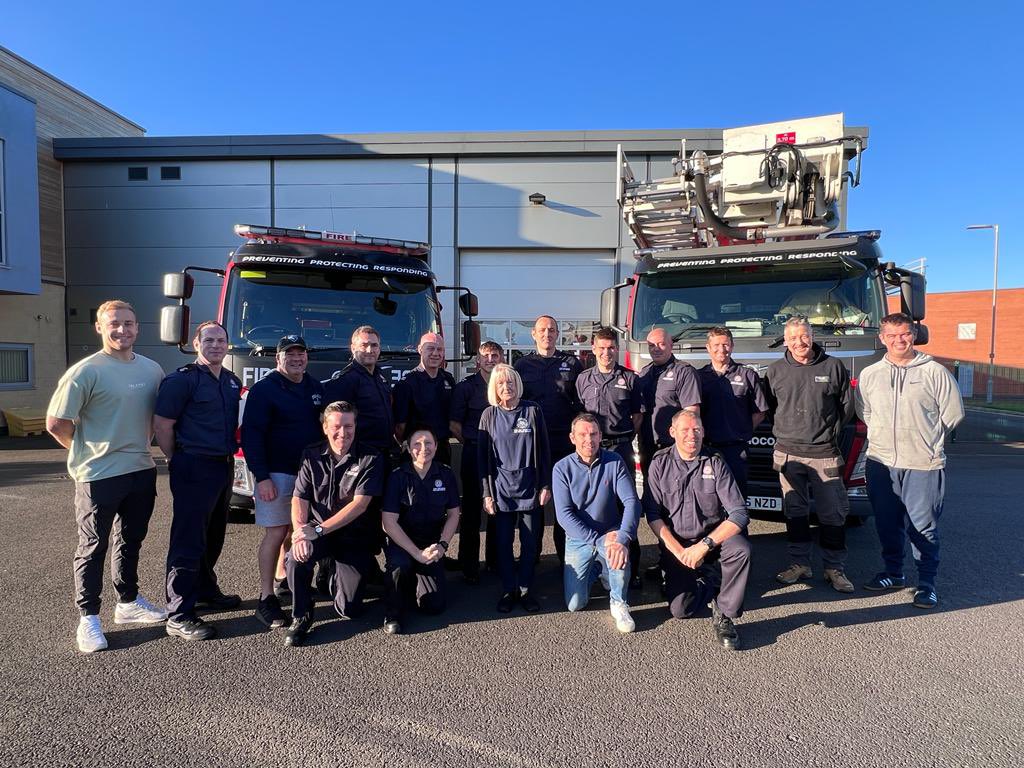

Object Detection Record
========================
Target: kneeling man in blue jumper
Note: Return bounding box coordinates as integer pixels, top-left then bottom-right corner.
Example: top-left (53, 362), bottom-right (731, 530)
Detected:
top-left (553, 413), bottom-right (641, 633)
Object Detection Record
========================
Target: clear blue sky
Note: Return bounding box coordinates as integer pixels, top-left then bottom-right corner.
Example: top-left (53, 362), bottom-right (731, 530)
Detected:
top-left (4, 0), bottom-right (1020, 292)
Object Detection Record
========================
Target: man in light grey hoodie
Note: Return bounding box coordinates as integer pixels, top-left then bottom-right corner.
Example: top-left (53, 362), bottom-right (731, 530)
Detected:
top-left (854, 312), bottom-right (964, 609)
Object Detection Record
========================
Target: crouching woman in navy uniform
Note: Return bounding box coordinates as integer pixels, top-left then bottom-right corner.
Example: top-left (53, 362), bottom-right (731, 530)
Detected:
top-left (284, 400), bottom-right (383, 647)
top-left (381, 426), bottom-right (461, 635)
top-left (477, 364), bottom-right (552, 614)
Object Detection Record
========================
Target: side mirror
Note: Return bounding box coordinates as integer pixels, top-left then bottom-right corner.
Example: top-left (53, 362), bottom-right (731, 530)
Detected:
top-left (459, 292), bottom-right (479, 318)
top-left (160, 305), bottom-right (190, 346)
top-left (900, 272), bottom-right (926, 321)
top-left (914, 322), bottom-right (929, 346)
top-left (601, 286), bottom-right (619, 329)
top-left (163, 272), bottom-right (194, 300)
top-left (462, 320), bottom-right (481, 357)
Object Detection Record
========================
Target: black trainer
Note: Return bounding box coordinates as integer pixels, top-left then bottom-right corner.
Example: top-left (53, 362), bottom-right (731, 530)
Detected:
top-left (255, 595), bottom-right (287, 628)
top-left (520, 591), bottom-right (540, 613)
top-left (284, 613), bottom-right (314, 647)
top-left (496, 592), bottom-right (517, 613)
top-left (383, 619), bottom-right (402, 635)
top-left (166, 616), bottom-right (216, 641)
top-left (195, 591), bottom-right (242, 610)
top-left (712, 604), bottom-right (741, 651)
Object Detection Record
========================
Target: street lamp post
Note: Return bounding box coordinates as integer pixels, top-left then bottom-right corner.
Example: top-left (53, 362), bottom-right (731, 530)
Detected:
top-left (967, 224), bottom-right (1000, 404)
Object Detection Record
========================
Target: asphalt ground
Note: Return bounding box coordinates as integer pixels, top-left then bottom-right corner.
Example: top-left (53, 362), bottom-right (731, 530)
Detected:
top-left (0, 437), bottom-right (1021, 767)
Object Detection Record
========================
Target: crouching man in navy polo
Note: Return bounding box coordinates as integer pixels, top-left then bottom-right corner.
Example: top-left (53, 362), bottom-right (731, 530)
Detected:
top-left (553, 413), bottom-right (641, 634)
top-left (153, 321), bottom-right (243, 641)
top-left (643, 410), bottom-right (751, 650)
top-left (381, 427), bottom-right (461, 635)
top-left (284, 400), bottom-right (384, 647)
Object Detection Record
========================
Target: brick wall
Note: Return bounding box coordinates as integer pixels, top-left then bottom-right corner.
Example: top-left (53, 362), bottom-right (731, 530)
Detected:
top-left (888, 287), bottom-right (1024, 368)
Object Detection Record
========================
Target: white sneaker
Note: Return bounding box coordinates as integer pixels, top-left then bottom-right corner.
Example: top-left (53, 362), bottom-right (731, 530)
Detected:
top-left (77, 615), bottom-right (108, 653)
top-left (114, 595), bottom-right (168, 624)
top-left (610, 601), bottom-right (635, 634)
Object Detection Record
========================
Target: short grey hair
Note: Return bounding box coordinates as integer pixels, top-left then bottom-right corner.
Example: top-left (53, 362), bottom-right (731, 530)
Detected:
top-left (784, 316), bottom-right (812, 336)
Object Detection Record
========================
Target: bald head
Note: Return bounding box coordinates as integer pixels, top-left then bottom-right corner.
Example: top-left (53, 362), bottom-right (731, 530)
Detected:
top-left (532, 315), bottom-right (559, 356)
top-left (646, 327), bottom-right (673, 365)
top-left (418, 332), bottom-right (446, 375)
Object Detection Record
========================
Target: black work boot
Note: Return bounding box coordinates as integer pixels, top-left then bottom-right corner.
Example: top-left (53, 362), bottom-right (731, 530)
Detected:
top-left (711, 603), bottom-right (741, 651)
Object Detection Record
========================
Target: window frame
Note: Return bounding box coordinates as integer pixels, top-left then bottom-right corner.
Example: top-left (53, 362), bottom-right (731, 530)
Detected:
top-left (0, 343), bottom-right (34, 391)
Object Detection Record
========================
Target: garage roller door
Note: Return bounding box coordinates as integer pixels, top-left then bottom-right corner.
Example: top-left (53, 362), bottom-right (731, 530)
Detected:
top-left (459, 250), bottom-right (615, 359)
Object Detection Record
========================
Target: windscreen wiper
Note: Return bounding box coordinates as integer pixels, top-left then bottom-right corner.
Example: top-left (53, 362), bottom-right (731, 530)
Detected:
top-left (672, 324), bottom-right (725, 341)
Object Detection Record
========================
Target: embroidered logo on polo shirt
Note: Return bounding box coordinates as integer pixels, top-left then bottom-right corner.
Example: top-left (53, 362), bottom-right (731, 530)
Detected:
top-left (345, 466), bottom-right (360, 476)
top-left (701, 466), bottom-right (716, 480)
top-left (615, 378), bottom-right (627, 388)
top-left (814, 376), bottom-right (830, 383)
top-left (513, 418), bottom-right (532, 434)
top-left (230, 381), bottom-right (240, 389)
top-left (312, 393), bottom-right (323, 405)
top-left (664, 371), bottom-right (674, 381)
top-left (433, 479), bottom-right (446, 492)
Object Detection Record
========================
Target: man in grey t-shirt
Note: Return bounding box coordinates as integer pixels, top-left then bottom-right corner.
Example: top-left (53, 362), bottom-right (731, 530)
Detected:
top-left (47, 300), bottom-right (167, 653)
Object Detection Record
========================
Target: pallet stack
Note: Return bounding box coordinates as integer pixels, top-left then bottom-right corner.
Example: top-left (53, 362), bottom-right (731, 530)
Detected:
top-left (2, 408), bottom-right (47, 437)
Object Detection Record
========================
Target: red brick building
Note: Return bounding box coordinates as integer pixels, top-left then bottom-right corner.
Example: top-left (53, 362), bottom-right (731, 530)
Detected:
top-left (887, 288), bottom-right (1024, 368)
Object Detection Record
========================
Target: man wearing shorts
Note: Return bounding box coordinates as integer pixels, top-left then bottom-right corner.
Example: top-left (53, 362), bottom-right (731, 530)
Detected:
top-left (240, 335), bottom-right (324, 628)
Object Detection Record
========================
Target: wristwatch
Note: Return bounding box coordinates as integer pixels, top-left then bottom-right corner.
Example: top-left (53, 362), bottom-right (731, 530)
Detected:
top-left (439, 540), bottom-right (450, 551)
top-left (701, 535), bottom-right (717, 551)
top-left (314, 524), bottom-right (324, 538)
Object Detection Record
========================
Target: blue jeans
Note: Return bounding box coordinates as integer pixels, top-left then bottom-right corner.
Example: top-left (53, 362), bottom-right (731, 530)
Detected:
top-left (564, 536), bottom-right (630, 610)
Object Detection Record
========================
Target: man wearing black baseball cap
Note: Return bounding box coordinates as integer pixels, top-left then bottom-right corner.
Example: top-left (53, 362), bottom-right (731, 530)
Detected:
top-left (240, 334), bottom-right (324, 629)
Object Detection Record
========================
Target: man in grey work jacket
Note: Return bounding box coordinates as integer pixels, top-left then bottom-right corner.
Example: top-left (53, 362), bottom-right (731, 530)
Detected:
top-left (764, 317), bottom-right (855, 595)
top-left (855, 312), bottom-right (964, 609)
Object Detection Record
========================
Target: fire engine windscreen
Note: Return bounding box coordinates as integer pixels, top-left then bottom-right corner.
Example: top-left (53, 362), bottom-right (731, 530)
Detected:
top-left (224, 268), bottom-right (441, 353)
top-left (631, 264), bottom-right (884, 341)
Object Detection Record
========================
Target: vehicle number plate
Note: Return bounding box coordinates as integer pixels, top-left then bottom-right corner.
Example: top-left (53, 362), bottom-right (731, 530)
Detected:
top-left (746, 496), bottom-right (782, 512)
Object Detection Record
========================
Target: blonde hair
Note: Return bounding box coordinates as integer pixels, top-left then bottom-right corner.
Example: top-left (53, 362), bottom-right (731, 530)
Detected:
top-left (487, 363), bottom-right (522, 407)
top-left (95, 299), bottom-right (136, 322)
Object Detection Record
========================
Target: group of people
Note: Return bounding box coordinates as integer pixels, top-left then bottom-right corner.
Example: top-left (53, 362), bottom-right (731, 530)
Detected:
top-left (47, 301), bottom-right (963, 654)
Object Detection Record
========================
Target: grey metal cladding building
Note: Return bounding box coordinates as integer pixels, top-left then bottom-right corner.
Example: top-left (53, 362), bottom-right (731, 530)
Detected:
top-left (53, 127), bottom-right (864, 373)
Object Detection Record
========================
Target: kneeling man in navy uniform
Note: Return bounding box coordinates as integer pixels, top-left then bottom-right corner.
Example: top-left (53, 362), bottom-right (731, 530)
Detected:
top-left (285, 400), bottom-right (384, 646)
top-left (643, 409), bottom-right (751, 650)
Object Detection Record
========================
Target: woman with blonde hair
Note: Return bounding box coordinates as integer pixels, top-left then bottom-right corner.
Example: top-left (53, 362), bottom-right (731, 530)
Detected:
top-left (477, 364), bottom-right (551, 613)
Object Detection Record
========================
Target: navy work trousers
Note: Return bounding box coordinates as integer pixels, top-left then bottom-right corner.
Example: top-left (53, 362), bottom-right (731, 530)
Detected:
top-left (384, 544), bottom-right (446, 622)
top-left (73, 467), bottom-right (157, 616)
top-left (538, 431), bottom-right (573, 565)
top-left (496, 507), bottom-right (543, 595)
top-left (865, 459), bottom-right (945, 587)
top-left (458, 441), bottom-right (496, 576)
top-left (166, 452), bottom-right (232, 621)
top-left (708, 442), bottom-right (749, 499)
top-left (661, 533), bottom-right (751, 620)
top-left (287, 535), bottom-right (373, 620)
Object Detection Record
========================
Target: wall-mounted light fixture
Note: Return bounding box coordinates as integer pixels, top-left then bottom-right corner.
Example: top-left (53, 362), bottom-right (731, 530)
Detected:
top-left (528, 192), bottom-right (546, 205)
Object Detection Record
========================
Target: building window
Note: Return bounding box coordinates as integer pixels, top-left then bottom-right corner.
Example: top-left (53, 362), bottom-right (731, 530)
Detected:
top-left (0, 344), bottom-right (33, 390)
top-left (0, 138), bottom-right (6, 266)
top-left (128, 166), bottom-right (148, 181)
top-left (160, 166), bottom-right (181, 180)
